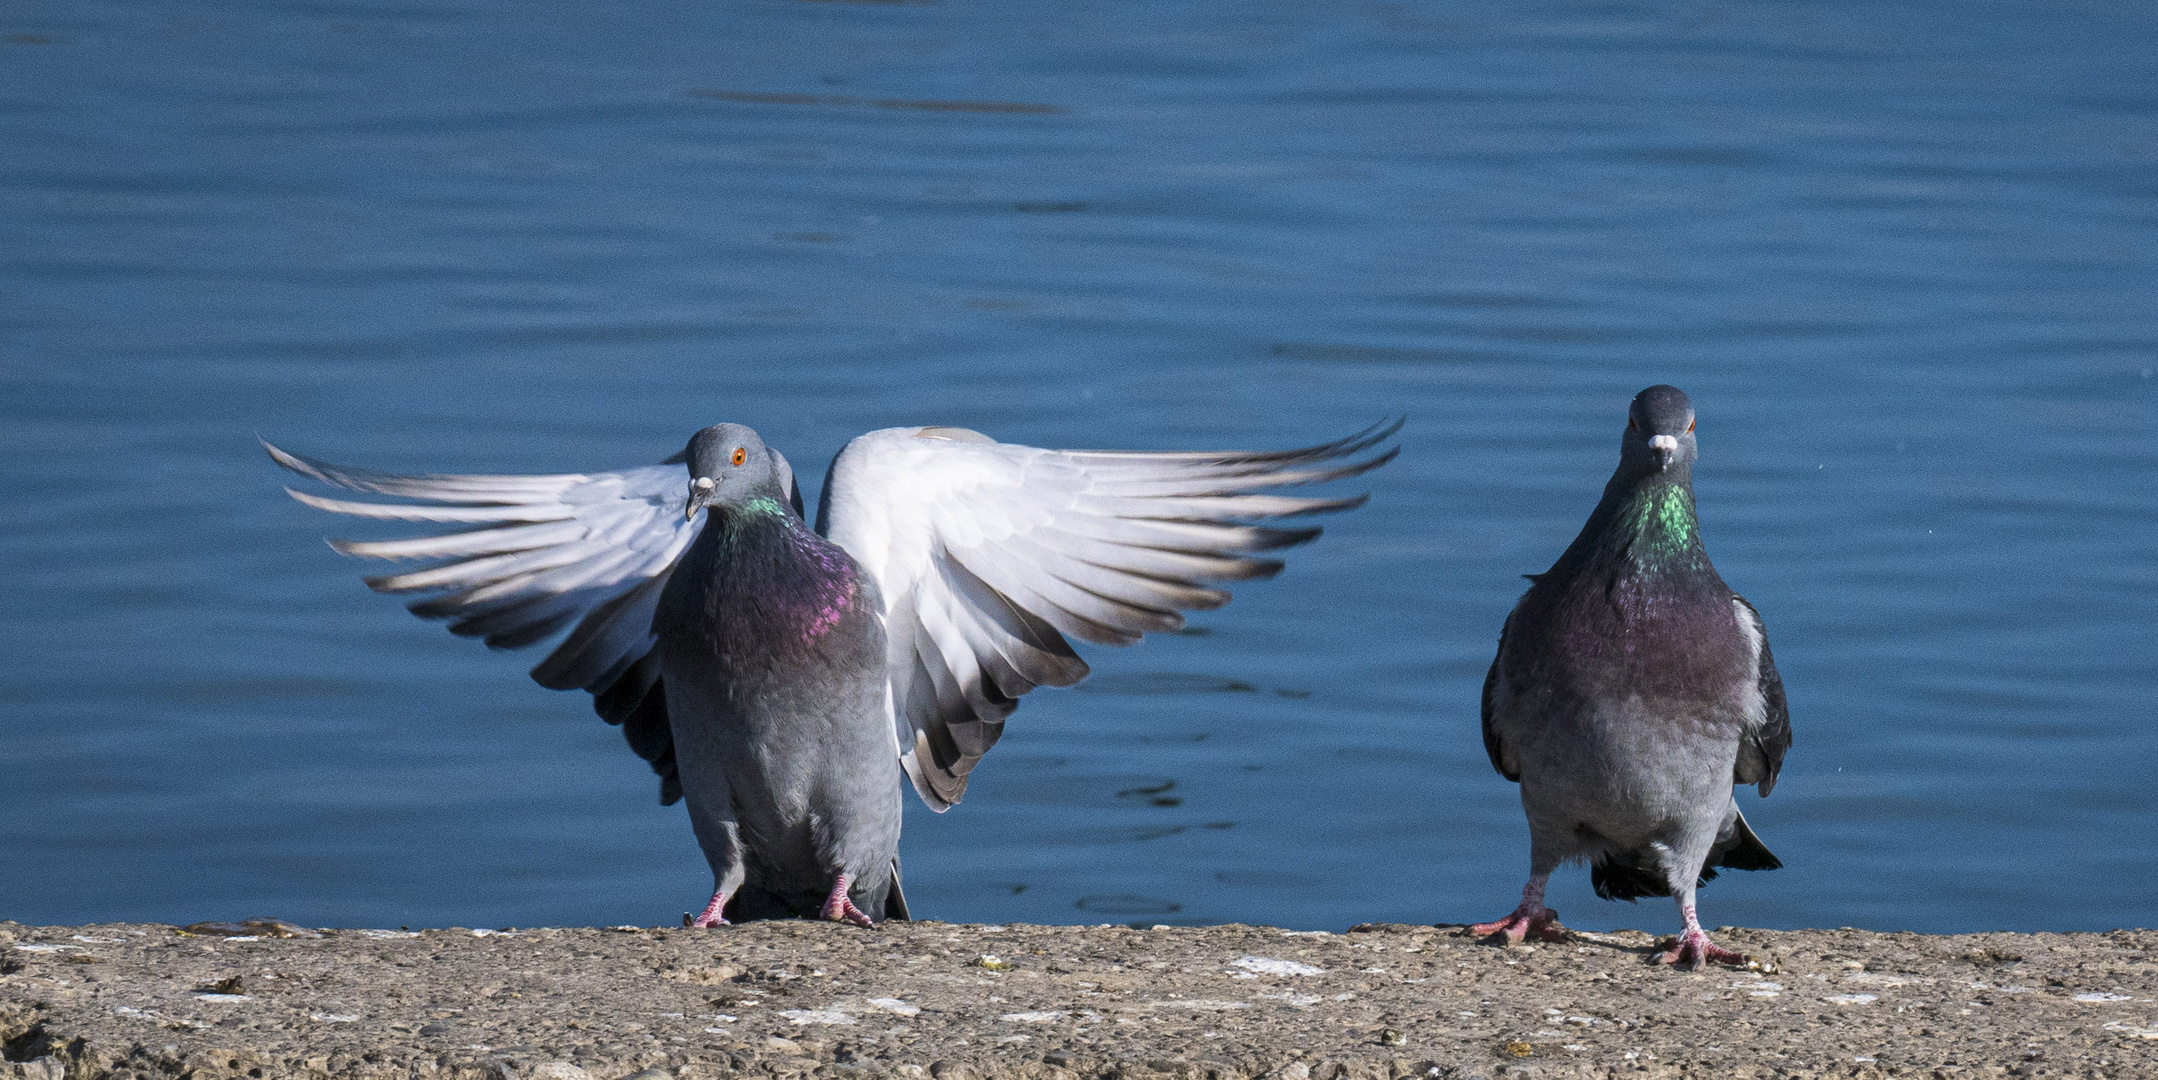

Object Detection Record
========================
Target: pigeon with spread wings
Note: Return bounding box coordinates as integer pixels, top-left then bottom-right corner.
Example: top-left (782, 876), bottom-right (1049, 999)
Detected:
top-left (271, 421), bottom-right (1396, 926)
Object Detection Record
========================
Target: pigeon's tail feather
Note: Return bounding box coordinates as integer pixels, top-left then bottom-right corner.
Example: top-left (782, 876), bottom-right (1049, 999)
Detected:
top-left (1592, 813), bottom-right (1782, 902)
top-left (1710, 810), bottom-right (1782, 873)
top-left (883, 859), bottom-right (910, 922)
top-left (1589, 852), bottom-right (1672, 902)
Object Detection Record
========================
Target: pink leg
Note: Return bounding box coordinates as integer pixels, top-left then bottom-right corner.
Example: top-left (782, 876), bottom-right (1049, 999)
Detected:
top-left (689, 889), bottom-right (730, 928)
top-left (1655, 902), bottom-right (1750, 968)
top-left (1469, 873), bottom-right (1568, 943)
top-left (820, 873), bottom-right (875, 927)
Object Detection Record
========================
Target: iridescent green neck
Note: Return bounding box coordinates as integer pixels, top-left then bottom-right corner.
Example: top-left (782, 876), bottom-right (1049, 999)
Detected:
top-left (738, 495), bottom-right (788, 519)
top-left (719, 495), bottom-right (792, 536)
top-left (1611, 480), bottom-right (1706, 571)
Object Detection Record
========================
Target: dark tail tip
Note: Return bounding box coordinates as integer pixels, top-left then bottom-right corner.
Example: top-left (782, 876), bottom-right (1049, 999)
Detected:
top-left (1594, 814), bottom-right (1781, 903)
top-left (884, 859), bottom-right (911, 922)
top-left (1713, 811), bottom-right (1783, 873)
top-left (1589, 853), bottom-right (1671, 902)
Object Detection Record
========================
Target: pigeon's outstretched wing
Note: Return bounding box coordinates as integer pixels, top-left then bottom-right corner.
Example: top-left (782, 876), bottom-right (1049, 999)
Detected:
top-left (818, 422), bottom-right (1399, 811)
top-left (1732, 593), bottom-right (1791, 796)
top-left (267, 442), bottom-right (800, 803)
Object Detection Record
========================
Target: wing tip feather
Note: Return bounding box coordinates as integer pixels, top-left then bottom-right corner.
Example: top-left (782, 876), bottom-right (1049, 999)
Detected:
top-left (263, 439), bottom-right (318, 479)
top-left (365, 571), bottom-right (416, 593)
top-left (1250, 524), bottom-right (1322, 550)
top-left (333, 539), bottom-right (392, 560)
top-left (1275, 492), bottom-right (1368, 519)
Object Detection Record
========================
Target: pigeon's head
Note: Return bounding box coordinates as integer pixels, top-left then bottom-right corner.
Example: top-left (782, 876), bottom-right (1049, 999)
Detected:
top-left (682, 423), bottom-right (779, 519)
top-left (1623, 384), bottom-right (1697, 474)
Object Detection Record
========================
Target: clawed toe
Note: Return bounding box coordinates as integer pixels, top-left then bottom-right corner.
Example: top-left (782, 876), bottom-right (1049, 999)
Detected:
top-left (1654, 930), bottom-right (1749, 969)
top-left (821, 874), bottom-right (876, 927)
top-left (824, 904), bottom-right (874, 928)
top-left (1468, 906), bottom-right (1567, 944)
top-left (821, 896), bottom-right (874, 927)
top-left (689, 891), bottom-right (731, 928)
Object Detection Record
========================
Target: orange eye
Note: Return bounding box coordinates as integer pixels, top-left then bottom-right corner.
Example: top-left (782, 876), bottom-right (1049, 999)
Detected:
top-left (730, 447), bottom-right (746, 466)
top-left (1686, 418), bottom-right (1695, 433)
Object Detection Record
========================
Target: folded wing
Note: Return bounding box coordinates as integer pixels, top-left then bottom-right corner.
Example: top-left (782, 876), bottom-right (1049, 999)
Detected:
top-left (266, 441), bottom-right (801, 804)
top-left (1732, 593), bottom-right (1791, 796)
top-left (1481, 610), bottom-right (1522, 782)
top-left (818, 422), bottom-right (1399, 810)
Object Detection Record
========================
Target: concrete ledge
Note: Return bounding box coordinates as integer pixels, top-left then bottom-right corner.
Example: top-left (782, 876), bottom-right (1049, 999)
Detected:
top-left (3, 919), bottom-right (2153, 1079)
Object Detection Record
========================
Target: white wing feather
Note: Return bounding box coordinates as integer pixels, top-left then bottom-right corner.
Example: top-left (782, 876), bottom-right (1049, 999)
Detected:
top-left (820, 423), bottom-right (1397, 811)
top-left (265, 441), bottom-right (705, 692)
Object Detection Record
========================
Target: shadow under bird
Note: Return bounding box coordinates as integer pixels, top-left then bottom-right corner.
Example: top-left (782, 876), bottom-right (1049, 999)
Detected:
top-left (270, 421), bottom-right (1396, 927)
top-left (1473, 386), bottom-right (1789, 968)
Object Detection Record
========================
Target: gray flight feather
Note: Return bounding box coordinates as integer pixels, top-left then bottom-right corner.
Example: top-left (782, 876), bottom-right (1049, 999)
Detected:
top-left (270, 419), bottom-right (1395, 923)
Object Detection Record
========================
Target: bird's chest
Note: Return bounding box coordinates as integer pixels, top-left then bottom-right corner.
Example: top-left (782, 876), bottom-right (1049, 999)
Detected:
top-left (1534, 573), bottom-right (1752, 707)
top-left (657, 517), bottom-right (884, 689)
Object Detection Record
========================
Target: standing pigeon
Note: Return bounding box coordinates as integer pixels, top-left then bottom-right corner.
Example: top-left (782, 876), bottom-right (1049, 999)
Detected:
top-left (271, 421), bottom-right (1395, 927)
top-left (1472, 386), bottom-right (1788, 967)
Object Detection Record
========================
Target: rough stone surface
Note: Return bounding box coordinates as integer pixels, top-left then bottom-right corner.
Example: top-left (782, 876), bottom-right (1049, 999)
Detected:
top-left (3, 919), bottom-right (2154, 1079)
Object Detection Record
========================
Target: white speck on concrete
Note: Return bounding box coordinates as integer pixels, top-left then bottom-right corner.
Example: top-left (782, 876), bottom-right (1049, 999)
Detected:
top-left (780, 1009), bottom-right (856, 1026)
top-left (1234, 956), bottom-right (1324, 976)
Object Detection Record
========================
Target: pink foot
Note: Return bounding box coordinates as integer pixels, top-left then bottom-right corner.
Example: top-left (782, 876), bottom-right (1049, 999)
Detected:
top-left (821, 874), bottom-right (874, 928)
top-left (1469, 904), bottom-right (1568, 944)
top-left (1655, 927), bottom-right (1750, 968)
top-left (689, 890), bottom-right (730, 928)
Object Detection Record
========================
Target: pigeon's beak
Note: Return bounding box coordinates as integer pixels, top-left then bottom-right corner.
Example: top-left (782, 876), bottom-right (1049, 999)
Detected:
top-left (1648, 434), bottom-right (1679, 470)
top-left (685, 477), bottom-right (716, 520)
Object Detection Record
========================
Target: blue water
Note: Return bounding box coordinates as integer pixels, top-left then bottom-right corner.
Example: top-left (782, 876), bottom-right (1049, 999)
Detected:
top-left (2, 1), bottom-right (2154, 935)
